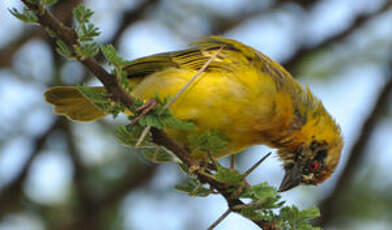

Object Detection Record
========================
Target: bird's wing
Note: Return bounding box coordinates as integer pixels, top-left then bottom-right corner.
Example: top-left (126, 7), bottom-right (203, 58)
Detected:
top-left (124, 36), bottom-right (262, 78)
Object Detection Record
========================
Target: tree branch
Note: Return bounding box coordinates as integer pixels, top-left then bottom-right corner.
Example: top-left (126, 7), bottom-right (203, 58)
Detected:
top-left (62, 119), bottom-right (158, 230)
top-left (20, 1), bottom-right (279, 229)
top-left (212, 0), bottom-right (316, 35)
top-left (0, 117), bottom-right (63, 217)
top-left (111, 0), bottom-right (160, 48)
top-left (283, 2), bottom-right (392, 74)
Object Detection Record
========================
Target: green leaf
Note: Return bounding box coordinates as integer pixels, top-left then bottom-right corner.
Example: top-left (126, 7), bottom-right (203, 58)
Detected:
top-left (55, 40), bottom-right (73, 58)
top-left (188, 129), bottom-right (228, 154)
top-left (27, 0), bottom-right (39, 4)
top-left (72, 5), bottom-right (100, 44)
top-left (74, 43), bottom-right (99, 59)
top-left (77, 85), bottom-right (124, 116)
top-left (175, 179), bottom-right (211, 197)
top-left (159, 110), bottom-right (197, 131)
top-left (239, 183), bottom-right (282, 213)
top-left (9, 7), bottom-right (38, 24)
top-left (299, 207), bottom-right (321, 221)
top-left (129, 95), bottom-right (196, 131)
top-left (278, 206), bottom-right (320, 230)
top-left (78, 23), bottom-right (101, 42)
top-left (42, 0), bottom-right (58, 5)
top-left (101, 44), bottom-right (130, 68)
top-left (45, 28), bottom-right (57, 38)
top-left (118, 69), bottom-right (132, 92)
top-left (115, 125), bottom-right (178, 163)
top-left (241, 183), bottom-right (278, 201)
top-left (177, 163), bottom-right (189, 174)
top-left (239, 205), bottom-right (267, 221)
top-left (138, 111), bottom-right (165, 129)
top-left (140, 145), bottom-right (177, 163)
top-left (115, 125), bottom-right (146, 147)
top-left (215, 164), bottom-right (244, 186)
top-left (73, 5), bottom-right (94, 24)
top-left (100, 44), bottom-right (133, 92)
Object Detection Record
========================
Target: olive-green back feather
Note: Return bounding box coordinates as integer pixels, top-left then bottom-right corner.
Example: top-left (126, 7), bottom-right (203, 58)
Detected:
top-left (123, 36), bottom-right (260, 79)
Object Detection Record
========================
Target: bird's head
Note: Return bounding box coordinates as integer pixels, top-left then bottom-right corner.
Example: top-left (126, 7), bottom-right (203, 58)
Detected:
top-left (277, 106), bottom-right (343, 192)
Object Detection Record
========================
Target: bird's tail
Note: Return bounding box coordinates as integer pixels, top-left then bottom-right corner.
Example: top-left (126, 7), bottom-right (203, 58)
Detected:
top-left (44, 86), bottom-right (106, 122)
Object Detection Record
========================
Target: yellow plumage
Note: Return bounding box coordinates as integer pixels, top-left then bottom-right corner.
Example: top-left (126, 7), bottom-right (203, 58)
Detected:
top-left (44, 36), bottom-right (343, 191)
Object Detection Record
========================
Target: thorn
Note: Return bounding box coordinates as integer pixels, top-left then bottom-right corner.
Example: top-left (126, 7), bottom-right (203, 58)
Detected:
top-left (135, 125), bottom-right (151, 148)
top-left (242, 152), bottom-right (272, 179)
top-left (207, 208), bottom-right (231, 230)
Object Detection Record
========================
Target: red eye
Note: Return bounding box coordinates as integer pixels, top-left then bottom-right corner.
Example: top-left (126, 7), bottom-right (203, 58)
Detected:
top-left (308, 161), bottom-right (319, 171)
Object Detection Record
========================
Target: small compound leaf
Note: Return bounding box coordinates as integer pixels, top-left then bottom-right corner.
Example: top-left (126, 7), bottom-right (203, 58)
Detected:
top-left (215, 165), bottom-right (244, 186)
top-left (175, 179), bottom-right (211, 197)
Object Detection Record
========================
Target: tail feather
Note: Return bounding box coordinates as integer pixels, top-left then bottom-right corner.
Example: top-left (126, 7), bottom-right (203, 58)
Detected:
top-left (44, 86), bottom-right (106, 122)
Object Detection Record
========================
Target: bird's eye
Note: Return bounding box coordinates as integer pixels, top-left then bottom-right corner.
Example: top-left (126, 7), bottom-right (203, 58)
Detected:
top-left (308, 161), bottom-right (319, 172)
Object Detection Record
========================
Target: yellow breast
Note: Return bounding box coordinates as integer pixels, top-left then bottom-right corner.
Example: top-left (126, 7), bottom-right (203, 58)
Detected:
top-left (130, 65), bottom-right (289, 158)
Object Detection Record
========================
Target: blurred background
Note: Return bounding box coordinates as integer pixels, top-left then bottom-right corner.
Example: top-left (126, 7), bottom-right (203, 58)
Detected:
top-left (1, 0), bottom-right (392, 229)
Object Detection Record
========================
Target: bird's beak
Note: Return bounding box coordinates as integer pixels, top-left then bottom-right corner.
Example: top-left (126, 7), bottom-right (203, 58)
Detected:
top-left (279, 162), bottom-right (302, 192)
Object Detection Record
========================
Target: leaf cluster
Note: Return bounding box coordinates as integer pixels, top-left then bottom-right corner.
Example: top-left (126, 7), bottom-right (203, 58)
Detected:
top-left (176, 177), bottom-right (320, 229)
top-left (131, 96), bottom-right (197, 131)
top-left (174, 179), bottom-right (211, 197)
top-left (101, 44), bottom-right (133, 91)
top-left (72, 5), bottom-right (100, 59)
top-left (215, 164), bottom-right (244, 186)
top-left (115, 125), bottom-right (178, 163)
top-left (9, 7), bottom-right (38, 24)
top-left (77, 85), bottom-right (125, 117)
top-left (188, 129), bottom-right (228, 154)
top-left (26, 0), bottom-right (57, 5)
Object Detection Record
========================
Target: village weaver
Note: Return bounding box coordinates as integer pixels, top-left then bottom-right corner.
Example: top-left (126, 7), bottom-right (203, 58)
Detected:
top-left (44, 36), bottom-right (343, 192)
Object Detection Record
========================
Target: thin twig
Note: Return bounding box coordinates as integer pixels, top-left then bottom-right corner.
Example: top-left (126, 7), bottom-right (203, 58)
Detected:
top-left (242, 152), bottom-right (272, 178)
top-left (128, 98), bottom-right (158, 127)
top-left (0, 118), bottom-right (63, 217)
top-left (283, 1), bottom-right (392, 74)
top-left (135, 125), bottom-right (152, 148)
top-left (207, 208), bottom-right (232, 230)
top-left (162, 46), bottom-right (224, 110)
top-left (231, 200), bottom-right (266, 211)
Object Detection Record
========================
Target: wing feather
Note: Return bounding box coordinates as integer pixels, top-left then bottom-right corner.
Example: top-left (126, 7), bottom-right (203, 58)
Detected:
top-left (123, 36), bottom-right (262, 79)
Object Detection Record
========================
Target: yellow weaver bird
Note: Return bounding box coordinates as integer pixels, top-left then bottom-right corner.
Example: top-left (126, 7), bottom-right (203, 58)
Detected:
top-left (44, 36), bottom-right (343, 192)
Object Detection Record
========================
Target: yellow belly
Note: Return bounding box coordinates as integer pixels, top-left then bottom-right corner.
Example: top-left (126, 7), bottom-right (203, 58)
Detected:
top-left (130, 67), bottom-right (279, 158)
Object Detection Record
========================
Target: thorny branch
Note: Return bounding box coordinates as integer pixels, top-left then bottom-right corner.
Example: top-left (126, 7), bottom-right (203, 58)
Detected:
top-left (283, 1), bottom-right (392, 74)
top-left (0, 117), bottom-right (63, 217)
top-left (20, 1), bottom-right (279, 229)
